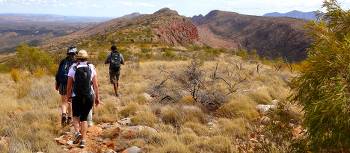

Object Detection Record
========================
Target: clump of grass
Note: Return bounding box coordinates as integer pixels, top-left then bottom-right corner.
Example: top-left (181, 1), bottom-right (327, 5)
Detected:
top-left (94, 101), bottom-right (119, 123)
top-left (179, 133), bottom-right (198, 145)
top-left (216, 96), bottom-right (259, 120)
top-left (10, 69), bottom-right (20, 82)
top-left (189, 136), bottom-right (235, 153)
top-left (160, 106), bottom-right (182, 126)
top-left (183, 122), bottom-right (209, 136)
top-left (216, 118), bottom-right (248, 138)
top-left (182, 105), bottom-right (207, 124)
top-left (131, 111), bottom-right (158, 127)
top-left (248, 87), bottom-right (273, 104)
top-left (119, 102), bottom-right (139, 118)
top-left (158, 140), bottom-right (191, 153)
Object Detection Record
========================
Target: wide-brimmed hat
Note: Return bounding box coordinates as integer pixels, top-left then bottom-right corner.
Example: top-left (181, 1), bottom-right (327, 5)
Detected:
top-left (76, 50), bottom-right (89, 59)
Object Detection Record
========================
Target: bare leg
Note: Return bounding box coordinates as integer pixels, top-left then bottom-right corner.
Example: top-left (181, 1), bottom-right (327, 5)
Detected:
top-left (113, 82), bottom-right (119, 97)
top-left (80, 121), bottom-right (88, 140)
top-left (73, 117), bottom-right (80, 133)
top-left (61, 95), bottom-right (68, 114)
top-left (68, 102), bottom-right (72, 118)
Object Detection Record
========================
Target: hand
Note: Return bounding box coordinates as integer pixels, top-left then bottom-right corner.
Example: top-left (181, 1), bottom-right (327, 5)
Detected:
top-left (95, 98), bottom-right (100, 107)
top-left (67, 97), bottom-right (72, 102)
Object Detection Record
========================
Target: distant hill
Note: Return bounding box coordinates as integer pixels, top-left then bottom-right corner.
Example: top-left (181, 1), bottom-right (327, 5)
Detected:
top-left (193, 10), bottom-right (312, 61)
top-left (42, 8), bottom-right (199, 52)
top-left (263, 10), bottom-right (318, 20)
top-left (0, 14), bottom-right (111, 52)
top-left (0, 13), bottom-right (111, 23)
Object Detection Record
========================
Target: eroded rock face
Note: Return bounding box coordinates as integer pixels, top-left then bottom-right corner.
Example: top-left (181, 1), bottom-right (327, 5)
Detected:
top-left (153, 17), bottom-right (199, 45)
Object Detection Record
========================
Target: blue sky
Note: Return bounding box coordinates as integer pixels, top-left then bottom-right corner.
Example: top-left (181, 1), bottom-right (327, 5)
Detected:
top-left (0, 0), bottom-right (350, 17)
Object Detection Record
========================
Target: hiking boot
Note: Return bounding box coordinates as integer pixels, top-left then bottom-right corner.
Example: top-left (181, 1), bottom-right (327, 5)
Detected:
top-left (73, 132), bottom-right (82, 144)
top-left (61, 113), bottom-right (67, 127)
top-left (79, 140), bottom-right (86, 148)
top-left (67, 117), bottom-right (72, 125)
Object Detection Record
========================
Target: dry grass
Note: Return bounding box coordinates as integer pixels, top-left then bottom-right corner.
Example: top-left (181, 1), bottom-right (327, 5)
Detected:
top-left (131, 111), bottom-right (158, 127)
top-left (0, 54), bottom-right (294, 152)
top-left (119, 102), bottom-right (139, 118)
top-left (216, 95), bottom-right (259, 120)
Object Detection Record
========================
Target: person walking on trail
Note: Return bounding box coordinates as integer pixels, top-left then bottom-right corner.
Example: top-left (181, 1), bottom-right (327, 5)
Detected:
top-left (66, 50), bottom-right (100, 148)
top-left (105, 45), bottom-right (125, 97)
top-left (55, 46), bottom-right (77, 127)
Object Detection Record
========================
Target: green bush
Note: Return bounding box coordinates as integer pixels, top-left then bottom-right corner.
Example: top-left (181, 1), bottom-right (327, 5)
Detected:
top-left (15, 44), bottom-right (53, 73)
top-left (291, 1), bottom-right (350, 151)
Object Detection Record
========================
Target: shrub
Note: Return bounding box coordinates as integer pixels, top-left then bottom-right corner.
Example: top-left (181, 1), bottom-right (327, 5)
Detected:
top-left (183, 122), bottom-right (209, 136)
top-left (158, 140), bottom-right (191, 153)
top-left (119, 103), bottom-right (139, 118)
top-left (216, 118), bottom-right (248, 138)
top-left (0, 64), bottom-right (10, 73)
top-left (10, 69), bottom-right (20, 82)
top-left (160, 106), bottom-right (182, 126)
top-left (131, 111), bottom-right (158, 127)
top-left (291, 1), bottom-right (350, 151)
top-left (216, 96), bottom-right (259, 120)
top-left (15, 44), bottom-right (53, 73)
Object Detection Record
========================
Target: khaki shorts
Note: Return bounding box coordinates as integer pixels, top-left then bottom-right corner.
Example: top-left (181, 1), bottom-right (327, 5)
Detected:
top-left (109, 69), bottom-right (120, 84)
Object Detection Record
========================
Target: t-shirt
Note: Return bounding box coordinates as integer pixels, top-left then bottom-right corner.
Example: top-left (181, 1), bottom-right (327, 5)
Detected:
top-left (67, 62), bottom-right (97, 97)
top-left (105, 51), bottom-right (125, 69)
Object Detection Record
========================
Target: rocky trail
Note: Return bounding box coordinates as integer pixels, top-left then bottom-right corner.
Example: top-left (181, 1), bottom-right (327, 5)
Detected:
top-left (55, 116), bottom-right (150, 153)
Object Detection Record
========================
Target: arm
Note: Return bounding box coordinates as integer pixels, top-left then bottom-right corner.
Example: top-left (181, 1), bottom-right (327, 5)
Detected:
top-left (66, 77), bottom-right (73, 102)
top-left (92, 75), bottom-right (100, 106)
top-left (55, 60), bottom-right (63, 90)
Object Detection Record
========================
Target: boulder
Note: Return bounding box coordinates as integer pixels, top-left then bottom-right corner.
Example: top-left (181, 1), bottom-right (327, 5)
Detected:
top-left (256, 104), bottom-right (276, 114)
top-left (118, 118), bottom-right (132, 126)
top-left (122, 146), bottom-right (142, 153)
top-left (143, 93), bottom-right (153, 102)
top-left (121, 126), bottom-right (157, 139)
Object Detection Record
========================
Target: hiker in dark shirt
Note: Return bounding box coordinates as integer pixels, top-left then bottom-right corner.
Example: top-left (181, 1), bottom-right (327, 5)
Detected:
top-left (55, 46), bottom-right (77, 127)
top-left (105, 45), bottom-right (125, 97)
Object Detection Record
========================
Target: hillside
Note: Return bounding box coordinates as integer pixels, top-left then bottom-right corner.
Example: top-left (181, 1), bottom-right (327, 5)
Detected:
top-left (43, 8), bottom-right (199, 53)
top-left (0, 54), bottom-right (302, 152)
top-left (42, 8), bottom-right (312, 61)
top-left (192, 10), bottom-right (312, 61)
top-left (264, 10), bottom-right (318, 20)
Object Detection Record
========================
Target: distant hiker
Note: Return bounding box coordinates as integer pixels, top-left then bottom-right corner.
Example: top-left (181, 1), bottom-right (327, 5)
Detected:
top-left (105, 45), bottom-right (125, 97)
top-left (55, 46), bottom-right (77, 127)
top-left (66, 50), bottom-right (100, 148)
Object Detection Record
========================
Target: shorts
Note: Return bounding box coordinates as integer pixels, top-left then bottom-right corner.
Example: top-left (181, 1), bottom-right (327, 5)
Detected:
top-left (59, 84), bottom-right (67, 95)
top-left (109, 69), bottom-right (120, 84)
top-left (72, 95), bottom-right (93, 121)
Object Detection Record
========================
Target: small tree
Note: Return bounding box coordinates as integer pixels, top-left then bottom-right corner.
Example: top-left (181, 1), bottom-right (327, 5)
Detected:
top-left (291, 0), bottom-right (350, 151)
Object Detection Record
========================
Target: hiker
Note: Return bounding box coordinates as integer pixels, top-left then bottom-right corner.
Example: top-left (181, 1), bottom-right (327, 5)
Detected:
top-left (55, 46), bottom-right (77, 127)
top-left (66, 50), bottom-right (100, 148)
top-left (105, 45), bottom-right (125, 97)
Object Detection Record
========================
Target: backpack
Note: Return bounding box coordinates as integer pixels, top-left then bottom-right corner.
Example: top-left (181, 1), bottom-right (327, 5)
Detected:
top-left (73, 63), bottom-right (92, 97)
top-left (57, 58), bottom-right (74, 84)
top-left (110, 52), bottom-right (121, 71)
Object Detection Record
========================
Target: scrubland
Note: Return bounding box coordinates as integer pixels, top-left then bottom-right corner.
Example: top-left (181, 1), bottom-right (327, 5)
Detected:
top-left (0, 53), bottom-right (302, 153)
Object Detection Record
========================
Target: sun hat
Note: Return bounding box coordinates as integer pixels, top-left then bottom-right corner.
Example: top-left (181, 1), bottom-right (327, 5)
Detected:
top-left (76, 50), bottom-right (89, 59)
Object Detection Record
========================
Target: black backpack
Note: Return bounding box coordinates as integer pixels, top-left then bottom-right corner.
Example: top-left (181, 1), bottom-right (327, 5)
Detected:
top-left (73, 63), bottom-right (92, 97)
top-left (110, 52), bottom-right (121, 71)
top-left (57, 58), bottom-right (74, 84)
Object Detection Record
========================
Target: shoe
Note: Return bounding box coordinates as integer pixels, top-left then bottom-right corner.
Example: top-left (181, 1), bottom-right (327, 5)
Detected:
top-left (88, 121), bottom-right (94, 127)
top-left (61, 113), bottom-right (67, 127)
top-left (67, 117), bottom-right (72, 125)
top-left (79, 140), bottom-right (86, 148)
top-left (73, 132), bottom-right (82, 144)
